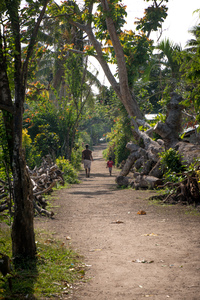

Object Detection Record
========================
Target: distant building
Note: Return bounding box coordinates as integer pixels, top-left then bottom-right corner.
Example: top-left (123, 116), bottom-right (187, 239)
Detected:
top-left (145, 114), bottom-right (158, 121)
top-left (183, 125), bottom-right (200, 145)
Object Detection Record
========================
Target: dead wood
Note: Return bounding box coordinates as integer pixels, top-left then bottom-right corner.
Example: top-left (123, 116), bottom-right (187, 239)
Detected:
top-left (35, 195), bottom-right (47, 208)
top-left (33, 181), bottom-right (56, 196)
top-left (0, 193), bottom-right (7, 200)
top-left (33, 200), bottom-right (54, 218)
top-left (148, 172), bottom-right (200, 205)
top-left (0, 155), bottom-right (65, 217)
top-left (0, 203), bottom-right (8, 212)
top-left (115, 176), bottom-right (129, 187)
top-left (130, 175), bottom-right (163, 190)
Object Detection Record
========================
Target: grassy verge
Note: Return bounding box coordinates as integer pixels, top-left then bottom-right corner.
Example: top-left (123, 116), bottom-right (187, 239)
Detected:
top-left (0, 227), bottom-right (85, 299)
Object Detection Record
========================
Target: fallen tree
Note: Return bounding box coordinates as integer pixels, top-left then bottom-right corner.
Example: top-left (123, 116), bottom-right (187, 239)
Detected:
top-left (116, 93), bottom-right (200, 205)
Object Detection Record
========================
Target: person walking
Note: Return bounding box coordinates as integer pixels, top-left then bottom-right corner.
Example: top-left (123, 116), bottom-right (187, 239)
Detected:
top-left (82, 144), bottom-right (93, 178)
top-left (106, 156), bottom-right (114, 176)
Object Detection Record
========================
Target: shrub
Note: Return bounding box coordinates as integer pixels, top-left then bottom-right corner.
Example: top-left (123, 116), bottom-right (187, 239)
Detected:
top-left (104, 116), bottom-right (132, 166)
top-left (56, 157), bottom-right (79, 184)
top-left (159, 148), bottom-right (186, 183)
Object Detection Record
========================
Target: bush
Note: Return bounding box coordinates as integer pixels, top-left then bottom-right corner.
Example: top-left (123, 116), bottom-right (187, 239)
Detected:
top-left (104, 117), bottom-right (132, 166)
top-left (159, 148), bottom-right (186, 183)
top-left (56, 157), bottom-right (79, 184)
top-left (70, 138), bottom-right (84, 170)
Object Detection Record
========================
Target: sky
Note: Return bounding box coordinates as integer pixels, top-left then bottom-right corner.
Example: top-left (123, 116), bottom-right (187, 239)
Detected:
top-left (86, 0), bottom-right (200, 86)
top-left (124, 0), bottom-right (199, 48)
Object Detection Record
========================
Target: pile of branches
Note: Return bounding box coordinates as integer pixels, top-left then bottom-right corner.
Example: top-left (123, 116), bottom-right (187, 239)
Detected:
top-left (149, 169), bottom-right (200, 205)
top-left (0, 155), bottom-right (64, 218)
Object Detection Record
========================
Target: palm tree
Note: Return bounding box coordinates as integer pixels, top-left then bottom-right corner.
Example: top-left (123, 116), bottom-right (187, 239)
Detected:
top-left (157, 38), bottom-right (182, 81)
top-left (185, 24), bottom-right (200, 53)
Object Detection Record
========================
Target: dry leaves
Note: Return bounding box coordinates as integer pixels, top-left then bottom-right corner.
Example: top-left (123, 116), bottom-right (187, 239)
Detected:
top-left (137, 210), bottom-right (146, 215)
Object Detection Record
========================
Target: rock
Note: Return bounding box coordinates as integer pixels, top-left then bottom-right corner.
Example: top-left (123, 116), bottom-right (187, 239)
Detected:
top-left (175, 141), bottom-right (200, 165)
top-left (131, 175), bottom-right (163, 189)
top-left (115, 176), bottom-right (129, 187)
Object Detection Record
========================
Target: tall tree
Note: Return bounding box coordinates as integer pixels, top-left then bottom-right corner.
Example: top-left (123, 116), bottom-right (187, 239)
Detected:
top-left (0, 0), bottom-right (49, 259)
top-left (49, 0), bottom-right (169, 123)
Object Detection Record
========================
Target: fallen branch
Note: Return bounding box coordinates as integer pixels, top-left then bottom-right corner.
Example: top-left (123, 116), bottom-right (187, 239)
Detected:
top-left (33, 200), bottom-right (54, 218)
top-left (33, 181), bottom-right (56, 196)
top-left (0, 203), bottom-right (8, 212)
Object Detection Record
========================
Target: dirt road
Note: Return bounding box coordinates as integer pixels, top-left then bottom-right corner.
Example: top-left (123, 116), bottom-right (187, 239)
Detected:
top-left (35, 144), bottom-right (200, 300)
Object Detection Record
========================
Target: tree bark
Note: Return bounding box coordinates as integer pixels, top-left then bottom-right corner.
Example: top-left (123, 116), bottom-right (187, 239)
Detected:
top-left (11, 150), bottom-right (36, 259)
top-left (0, 27), bottom-right (14, 165)
top-left (154, 92), bottom-right (184, 148)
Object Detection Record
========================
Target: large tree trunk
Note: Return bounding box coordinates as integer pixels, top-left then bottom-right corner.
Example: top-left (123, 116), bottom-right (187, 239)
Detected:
top-left (12, 149), bottom-right (36, 259)
top-left (154, 92), bottom-right (184, 148)
top-left (0, 24), bottom-right (35, 258)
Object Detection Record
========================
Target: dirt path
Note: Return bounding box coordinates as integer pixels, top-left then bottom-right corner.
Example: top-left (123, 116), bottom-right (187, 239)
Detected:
top-left (35, 144), bottom-right (200, 300)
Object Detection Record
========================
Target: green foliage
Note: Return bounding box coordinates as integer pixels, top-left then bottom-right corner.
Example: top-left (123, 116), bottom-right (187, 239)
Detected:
top-left (24, 96), bottom-right (74, 164)
top-left (0, 114), bottom-right (10, 175)
top-left (56, 157), bottom-right (79, 184)
top-left (79, 131), bottom-right (92, 148)
top-left (176, 22), bottom-right (200, 123)
top-left (94, 1), bottom-right (127, 40)
top-left (34, 124), bottom-right (60, 158)
top-left (0, 228), bottom-right (85, 298)
top-left (70, 139), bottom-right (84, 170)
top-left (79, 98), bottom-right (114, 146)
top-left (132, 82), bottom-right (153, 113)
top-left (159, 148), bottom-right (186, 183)
top-left (104, 115), bottom-right (133, 166)
top-left (135, 0), bottom-right (168, 34)
top-left (120, 31), bottom-right (153, 88)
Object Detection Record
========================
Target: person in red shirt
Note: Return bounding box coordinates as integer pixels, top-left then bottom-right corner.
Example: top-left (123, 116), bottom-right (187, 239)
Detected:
top-left (106, 156), bottom-right (114, 176)
top-left (82, 144), bottom-right (93, 178)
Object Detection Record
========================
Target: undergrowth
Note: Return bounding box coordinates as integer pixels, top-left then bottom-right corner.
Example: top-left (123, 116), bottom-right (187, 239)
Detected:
top-left (0, 227), bottom-right (85, 299)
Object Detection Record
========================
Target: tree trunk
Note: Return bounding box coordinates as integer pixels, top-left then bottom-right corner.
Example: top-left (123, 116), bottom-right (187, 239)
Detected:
top-left (11, 89), bottom-right (36, 259)
top-left (12, 149), bottom-right (36, 259)
top-left (154, 92), bottom-right (184, 148)
top-left (0, 27), bottom-right (14, 165)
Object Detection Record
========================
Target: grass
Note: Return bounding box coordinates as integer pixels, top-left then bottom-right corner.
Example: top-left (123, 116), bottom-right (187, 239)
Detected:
top-left (148, 190), bottom-right (200, 215)
top-left (0, 227), bottom-right (85, 299)
top-left (184, 206), bottom-right (200, 216)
